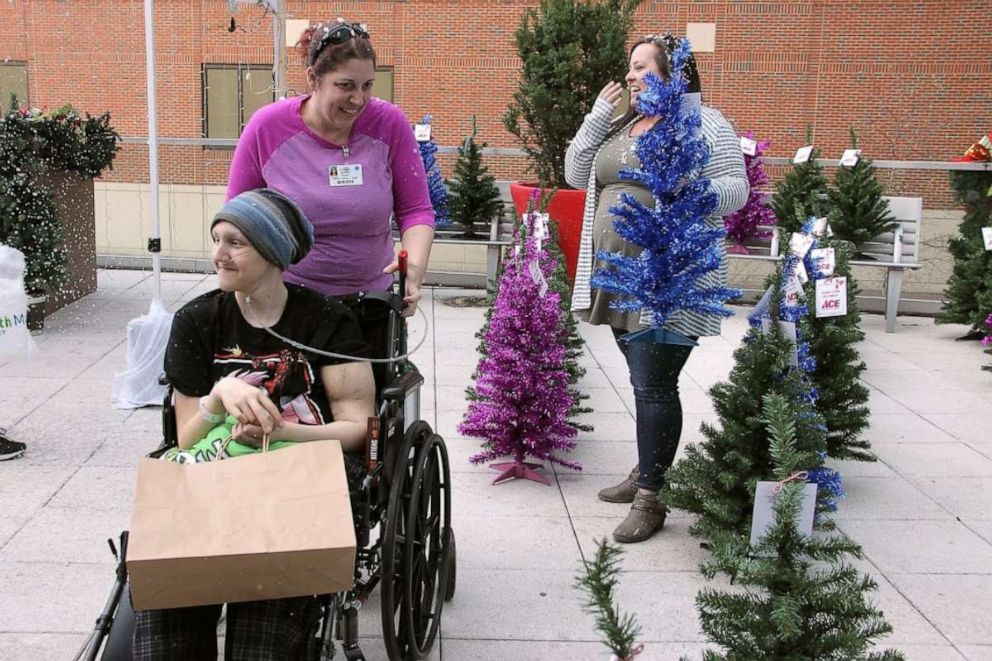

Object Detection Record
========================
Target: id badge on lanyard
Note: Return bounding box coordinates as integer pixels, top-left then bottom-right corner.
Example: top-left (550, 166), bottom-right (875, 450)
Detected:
top-left (328, 163), bottom-right (364, 187)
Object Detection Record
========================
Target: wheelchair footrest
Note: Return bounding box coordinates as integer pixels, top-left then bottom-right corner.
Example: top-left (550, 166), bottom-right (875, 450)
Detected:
top-left (342, 647), bottom-right (367, 661)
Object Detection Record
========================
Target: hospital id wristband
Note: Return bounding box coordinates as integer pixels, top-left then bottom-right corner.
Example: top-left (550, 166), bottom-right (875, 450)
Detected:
top-left (198, 396), bottom-right (225, 424)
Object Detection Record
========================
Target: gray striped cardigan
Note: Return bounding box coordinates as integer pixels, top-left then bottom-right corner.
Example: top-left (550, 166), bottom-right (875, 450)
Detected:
top-left (565, 97), bottom-right (749, 338)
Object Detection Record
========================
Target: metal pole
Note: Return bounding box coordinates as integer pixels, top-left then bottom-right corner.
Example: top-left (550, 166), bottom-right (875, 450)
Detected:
top-left (272, 0), bottom-right (286, 99)
top-left (143, 0), bottom-right (161, 301)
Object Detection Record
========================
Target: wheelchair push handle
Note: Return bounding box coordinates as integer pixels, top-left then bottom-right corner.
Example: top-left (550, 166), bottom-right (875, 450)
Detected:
top-left (397, 250), bottom-right (408, 302)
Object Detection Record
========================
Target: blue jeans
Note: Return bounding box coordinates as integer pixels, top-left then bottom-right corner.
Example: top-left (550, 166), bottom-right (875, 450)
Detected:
top-left (613, 328), bottom-right (695, 492)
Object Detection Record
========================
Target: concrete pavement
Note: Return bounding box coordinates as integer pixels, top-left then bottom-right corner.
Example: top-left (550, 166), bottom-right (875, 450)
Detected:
top-left (1, 269), bottom-right (990, 660)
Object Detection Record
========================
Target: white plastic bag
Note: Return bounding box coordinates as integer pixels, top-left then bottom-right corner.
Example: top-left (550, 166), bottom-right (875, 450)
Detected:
top-left (111, 299), bottom-right (174, 409)
top-left (0, 244), bottom-right (35, 358)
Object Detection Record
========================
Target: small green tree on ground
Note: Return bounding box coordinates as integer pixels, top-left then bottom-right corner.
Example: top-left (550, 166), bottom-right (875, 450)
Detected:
top-left (937, 169), bottom-right (992, 332)
top-left (771, 126), bottom-right (828, 235)
top-left (802, 236), bottom-right (873, 461)
top-left (546, 215), bottom-right (593, 431)
top-left (446, 115), bottom-right (502, 239)
top-left (827, 129), bottom-right (898, 252)
top-left (576, 538), bottom-right (642, 660)
top-left (662, 283), bottom-right (829, 546)
top-left (693, 394), bottom-right (903, 661)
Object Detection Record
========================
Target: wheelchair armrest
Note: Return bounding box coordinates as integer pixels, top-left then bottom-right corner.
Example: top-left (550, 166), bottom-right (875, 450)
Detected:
top-left (380, 371), bottom-right (424, 402)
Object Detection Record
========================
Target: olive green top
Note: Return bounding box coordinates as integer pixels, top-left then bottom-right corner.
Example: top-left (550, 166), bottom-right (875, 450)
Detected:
top-left (577, 125), bottom-right (654, 332)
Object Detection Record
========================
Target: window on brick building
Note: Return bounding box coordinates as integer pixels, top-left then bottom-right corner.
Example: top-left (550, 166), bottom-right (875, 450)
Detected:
top-left (0, 62), bottom-right (29, 110)
top-left (203, 63), bottom-right (274, 140)
top-left (372, 67), bottom-right (393, 103)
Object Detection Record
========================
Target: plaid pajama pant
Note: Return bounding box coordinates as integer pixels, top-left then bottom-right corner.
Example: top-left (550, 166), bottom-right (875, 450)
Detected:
top-left (132, 596), bottom-right (323, 660)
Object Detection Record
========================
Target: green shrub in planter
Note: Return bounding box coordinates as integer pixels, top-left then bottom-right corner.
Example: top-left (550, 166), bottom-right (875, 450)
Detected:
top-left (503, 0), bottom-right (641, 189)
top-left (0, 99), bottom-right (119, 294)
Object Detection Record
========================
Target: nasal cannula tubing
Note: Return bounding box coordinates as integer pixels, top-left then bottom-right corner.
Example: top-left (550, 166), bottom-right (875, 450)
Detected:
top-left (245, 296), bottom-right (430, 364)
top-left (231, 242), bottom-right (426, 363)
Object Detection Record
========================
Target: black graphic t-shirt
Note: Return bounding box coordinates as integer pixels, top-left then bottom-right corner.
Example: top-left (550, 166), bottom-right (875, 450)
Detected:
top-left (164, 284), bottom-right (369, 425)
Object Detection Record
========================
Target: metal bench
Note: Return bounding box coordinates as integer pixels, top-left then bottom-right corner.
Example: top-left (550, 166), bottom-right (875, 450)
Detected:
top-left (727, 195), bottom-right (924, 333)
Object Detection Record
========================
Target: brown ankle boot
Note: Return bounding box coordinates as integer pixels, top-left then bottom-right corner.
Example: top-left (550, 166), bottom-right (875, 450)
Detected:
top-left (613, 491), bottom-right (667, 544)
top-left (597, 466), bottom-right (640, 503)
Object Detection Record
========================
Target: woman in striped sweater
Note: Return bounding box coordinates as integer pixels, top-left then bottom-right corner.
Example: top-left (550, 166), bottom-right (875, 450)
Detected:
top-left (566, 34), bottom-right (748, 543)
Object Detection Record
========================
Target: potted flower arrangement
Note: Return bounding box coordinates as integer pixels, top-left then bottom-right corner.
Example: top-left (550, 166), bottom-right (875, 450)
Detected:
top-left (503, 0), bottom-right (640, 282)
top-left (0, 100), bottom-right (119, 330)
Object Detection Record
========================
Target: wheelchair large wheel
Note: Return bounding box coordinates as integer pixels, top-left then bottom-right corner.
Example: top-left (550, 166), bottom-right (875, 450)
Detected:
top-left (443, 527), bottom-right (456, 602)
top-left (380, 421), bottom-right (427, 660)
top-left (401, 432), bottom-right (452, 657)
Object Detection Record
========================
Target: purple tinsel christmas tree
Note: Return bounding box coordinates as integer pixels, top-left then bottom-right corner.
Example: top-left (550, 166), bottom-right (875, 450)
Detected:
top-left (725, 131), bottom-right (777, 253)
top-left (458, 206), bottom-right (580, 485)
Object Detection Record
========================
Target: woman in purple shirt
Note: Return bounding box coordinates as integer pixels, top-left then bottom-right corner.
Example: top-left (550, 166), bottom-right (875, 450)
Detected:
top-left (227, 19), bottom-right (434, 317)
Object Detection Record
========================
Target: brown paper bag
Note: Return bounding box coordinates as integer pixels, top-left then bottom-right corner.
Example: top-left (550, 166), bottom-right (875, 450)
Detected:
top-left (127, 440), bottom-right (356, 610)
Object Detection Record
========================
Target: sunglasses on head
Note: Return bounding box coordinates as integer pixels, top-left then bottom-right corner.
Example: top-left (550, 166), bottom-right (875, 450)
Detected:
top-left (313, 21), bottom-right (370, 61)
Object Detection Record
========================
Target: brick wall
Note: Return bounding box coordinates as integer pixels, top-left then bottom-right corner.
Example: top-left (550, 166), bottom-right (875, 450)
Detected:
top-left (2, 0), bottom-right (990, 207)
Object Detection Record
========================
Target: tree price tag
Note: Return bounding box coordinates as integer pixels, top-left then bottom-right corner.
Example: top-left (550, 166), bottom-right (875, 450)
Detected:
top-left (740, 136), bottom-right (757, 156)
top-left (809, 247), bottom-right (835, 277)
top-left (749, 481), bottom-right (818, 549)
top-left (760, 319), bottom-right (799, 367)
top-left (528, 259), bottom-right (549, 297)
top-left (794, 259), bottom-right (809, 285)
top-left (792, 145), bottom-right (814, 164)
top-left (789, 232), bottom-right (814, 258)
top-left (815, 276), bottom-right (847, 317)
top-left (810, 217), bottom-right (829, 237)
top-left (784, 274), bottom-right (805, 306)
top-left (982, 227), bottom-right (992, 251)
top-left (413, 123), bottom-right (432, 142)
top-left (839, 149), bottom-right (862, 167)
top-left (751, 285), bottom-right (773, 320)
top-left (533, 212), bottom-right (550, 240)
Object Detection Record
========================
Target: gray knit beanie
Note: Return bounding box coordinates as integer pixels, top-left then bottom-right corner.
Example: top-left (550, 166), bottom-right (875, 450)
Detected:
top-left (211, 189), bottom-right (314, 269)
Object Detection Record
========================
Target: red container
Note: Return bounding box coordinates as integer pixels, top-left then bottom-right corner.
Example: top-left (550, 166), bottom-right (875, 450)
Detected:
top-left (509, 183), bottom-right (587, 284)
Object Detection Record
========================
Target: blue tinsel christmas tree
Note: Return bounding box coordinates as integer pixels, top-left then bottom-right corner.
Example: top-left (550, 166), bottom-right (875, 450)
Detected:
top-left (591, 38), bottom-right (739, 335)
top-left (417, 114), bottom-right (452, 229)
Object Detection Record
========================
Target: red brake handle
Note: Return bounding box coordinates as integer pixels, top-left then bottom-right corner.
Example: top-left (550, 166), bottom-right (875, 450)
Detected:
top-left (397, 250), bottom-right (408, 309)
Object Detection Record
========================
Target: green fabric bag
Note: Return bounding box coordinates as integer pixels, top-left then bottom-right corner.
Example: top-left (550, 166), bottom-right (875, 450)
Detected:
top-left (162, 416), bottom-right (295, 464)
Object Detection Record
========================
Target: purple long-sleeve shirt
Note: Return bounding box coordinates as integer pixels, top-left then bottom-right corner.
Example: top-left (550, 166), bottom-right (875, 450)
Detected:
top-left (227, 95), bottom-right (434, 296)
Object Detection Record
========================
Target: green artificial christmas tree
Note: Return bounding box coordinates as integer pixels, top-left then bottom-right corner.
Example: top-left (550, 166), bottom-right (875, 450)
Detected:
top-left (446, 115), bottom-right (502, 239)
top-left (771, 127), bottom-right (828, 235)
top-left (801, 235), bottom-right (874, 461)
top-left (576, 538), bottom-right (642, 661)
top-left (546, 213), bottom-right (593, 431)
top-left (937, 169), bottom-right (992, 332)
top-left (693, 394), bottom-right (903, 661)
top-left (663, 283), bottom-right (829, 545)
top-left (827, 130), bottom-right (898, 253)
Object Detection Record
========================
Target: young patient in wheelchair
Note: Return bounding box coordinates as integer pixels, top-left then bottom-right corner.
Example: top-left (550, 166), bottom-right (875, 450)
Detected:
top-left (132, 188), bottom-right (376, 660)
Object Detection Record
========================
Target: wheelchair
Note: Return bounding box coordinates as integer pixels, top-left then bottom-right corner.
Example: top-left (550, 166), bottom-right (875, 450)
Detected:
top-left (76, 264), bottom-right (456, 661)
